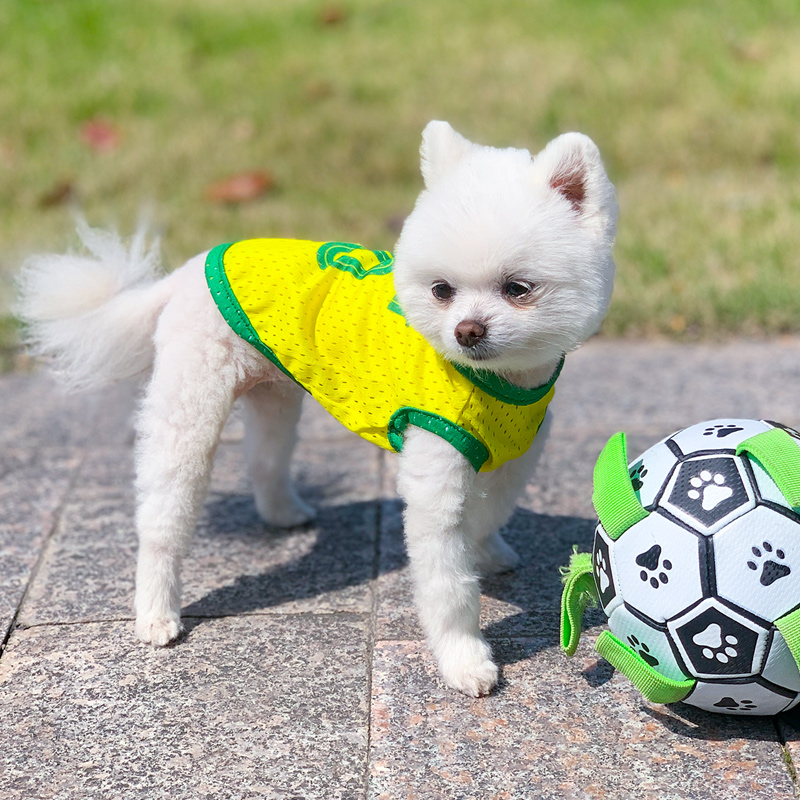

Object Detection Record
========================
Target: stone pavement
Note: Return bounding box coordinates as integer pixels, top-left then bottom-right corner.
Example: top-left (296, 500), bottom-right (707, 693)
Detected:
top-left (1, 337), bottom-right (800, 800)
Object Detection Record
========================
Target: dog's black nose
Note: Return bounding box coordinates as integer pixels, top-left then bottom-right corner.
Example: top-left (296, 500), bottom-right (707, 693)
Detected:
top-left (454, 320), bottom-right (487, 348)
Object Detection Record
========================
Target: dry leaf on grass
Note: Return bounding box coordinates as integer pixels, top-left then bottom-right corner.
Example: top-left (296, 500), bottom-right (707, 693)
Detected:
top-left (39, 180), bottom-right (77, 208)
top-left (204, 171), bottom-right (275, 204)
top-left (80, 118), bottom-right (120, 152)
top-left (319, 5), bottom-right (347, 25)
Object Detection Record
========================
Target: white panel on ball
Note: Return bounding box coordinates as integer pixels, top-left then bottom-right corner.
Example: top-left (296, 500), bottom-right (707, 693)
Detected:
top-left (608, 605), bottom-right (687, 682)
top-left (683, 680), bottom-right (795, 715)
top-left (627, 439), bottom-right (677, 509)
top-left (612, 513), bottom-right (704, 624)
top-left (763, 631), bottom-right (800, 692)
top-left (669, 418), bottom-right (770, 457)
top-left (713, 506), bottom-right (800, 622)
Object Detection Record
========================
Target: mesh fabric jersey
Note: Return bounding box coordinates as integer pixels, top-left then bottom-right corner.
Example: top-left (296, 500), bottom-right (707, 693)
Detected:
top-left (205, 239), bottom-right (561, 472)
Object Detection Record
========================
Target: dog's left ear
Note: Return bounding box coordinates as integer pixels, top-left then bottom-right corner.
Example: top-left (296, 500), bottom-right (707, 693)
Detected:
top-left (532, 133), bottom-right (618, 235)
top-left (420, 121), bottom-right (475, 189)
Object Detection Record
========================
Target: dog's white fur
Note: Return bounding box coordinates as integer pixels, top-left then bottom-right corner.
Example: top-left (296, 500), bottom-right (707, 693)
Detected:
top-left (16, 122), bottom-right (617, 696)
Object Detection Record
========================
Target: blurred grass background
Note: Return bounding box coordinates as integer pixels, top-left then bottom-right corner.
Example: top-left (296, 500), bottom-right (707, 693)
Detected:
top-left (2, 0), bottom-right (800, 366)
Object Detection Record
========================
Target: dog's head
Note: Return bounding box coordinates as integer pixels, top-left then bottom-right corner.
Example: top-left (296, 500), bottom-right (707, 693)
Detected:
top-left (392, 121), bottom-right (618, 377)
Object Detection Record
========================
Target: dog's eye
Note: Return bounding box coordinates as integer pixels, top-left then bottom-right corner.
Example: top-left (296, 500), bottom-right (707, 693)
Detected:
top-left (432, 282), bottom-right (455, 301)
top-left (503, 281), bottom-right (533, 299)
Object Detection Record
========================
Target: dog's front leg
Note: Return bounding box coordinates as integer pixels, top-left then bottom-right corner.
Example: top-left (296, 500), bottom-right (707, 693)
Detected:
top-left (397, 426), bottom-right (497, 696)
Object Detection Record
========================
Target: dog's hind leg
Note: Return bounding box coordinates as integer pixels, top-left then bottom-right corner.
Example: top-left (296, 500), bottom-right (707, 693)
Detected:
top-left (242, 381), bottom-right (315, 527)
top-left (470, 411), bottom-right (553, 575)
top-left (132, 266), bottom-right (263, 646)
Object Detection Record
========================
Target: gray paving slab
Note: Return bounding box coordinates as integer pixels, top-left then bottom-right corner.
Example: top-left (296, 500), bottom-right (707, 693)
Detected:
top-left (19, 435), bottom-right (382, 627)
top-left (551, 337), bottom-right (800, 435)
top-left (0, 616), bottom-right (369, 800)
top-left (0, 374), bottom-right (137, 448)
top-left (0, 448), bottom-right (81, 636)
top-left (778, 714), bottom-right (800, 795)
top-left (369, 636), bottom-right (795, 800)
top-left (369, 338), bottom-right (800, 800)
top-left (2, 336), bottom-right (800, 799)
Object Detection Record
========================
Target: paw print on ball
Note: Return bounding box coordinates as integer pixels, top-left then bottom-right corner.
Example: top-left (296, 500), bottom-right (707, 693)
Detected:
top-left (713, 696), bottom-right (757, 712)
top-left (635, 544), bottom-right (672, 589)
top-left (627, 634), bottom-right (659, 667)
top-left (664, 455), bottom-right (753, 534)
top-left (670, 600), bottom-right (764, 679)
top-left (693, 623), bottom-right (739, 664)
top-left (592, 531), bottom-right (617, 611)
top-left (595, 549), bottom-right (611, 594)
top-left (629, 462), bottom-right (648, 493)
top-left (687, 470), bottom-right (732, 511)
top-left (747, 541), bottom-right (791, 587)
top-left (703, 423), bottom-right (745, 439)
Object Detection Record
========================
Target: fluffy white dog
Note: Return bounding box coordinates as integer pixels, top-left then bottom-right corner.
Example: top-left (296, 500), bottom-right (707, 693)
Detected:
top-left (17, 121), bottom-right (617, 696)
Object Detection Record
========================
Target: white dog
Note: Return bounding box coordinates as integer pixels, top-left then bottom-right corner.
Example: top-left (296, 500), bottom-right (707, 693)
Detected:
top-left (16, 121), bottom-right (617, 696)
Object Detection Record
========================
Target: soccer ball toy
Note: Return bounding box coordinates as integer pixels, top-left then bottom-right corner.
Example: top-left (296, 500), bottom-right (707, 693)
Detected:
top-left (561, 418), bottom-right (800, 715)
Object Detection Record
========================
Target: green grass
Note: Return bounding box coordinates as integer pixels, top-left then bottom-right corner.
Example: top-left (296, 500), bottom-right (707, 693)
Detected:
top-left (2, 0), bottom-right (800, 358)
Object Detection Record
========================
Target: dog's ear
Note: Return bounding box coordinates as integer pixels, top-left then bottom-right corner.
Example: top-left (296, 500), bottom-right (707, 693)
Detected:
top-left (420, 121), bottom-right (474, 188)
top-left (532, 133), bottom-right (618, 233)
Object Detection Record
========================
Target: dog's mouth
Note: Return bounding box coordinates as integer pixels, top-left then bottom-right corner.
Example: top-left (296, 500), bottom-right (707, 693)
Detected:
top-left (463, 350), bottom-right (491, 362)
top-left (457, 343), bottom-right (498, 363)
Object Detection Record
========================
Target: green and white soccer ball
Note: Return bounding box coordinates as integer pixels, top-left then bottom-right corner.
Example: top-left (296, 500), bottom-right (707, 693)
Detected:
top-left (563, 418), bottom-right (800, 716)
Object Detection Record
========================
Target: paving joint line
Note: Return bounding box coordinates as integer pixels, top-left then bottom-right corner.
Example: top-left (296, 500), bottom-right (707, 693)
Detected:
top-left (775, 719), bottom-right (800, 797)
top-left (362, 448), bottom-right (386, 799)
top-left (0, 448), bottom-right (87, 659)
top-left (17, 608), bottom-right (373, 632)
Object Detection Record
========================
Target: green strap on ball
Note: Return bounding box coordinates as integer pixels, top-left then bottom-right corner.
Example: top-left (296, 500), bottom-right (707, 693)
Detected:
top-left (736, 428), bottom-right (800, 508)
top-left (775, 606), bottom-right (800, 671)
top-left (593, 432), bottom-right (649, 540)
top-left (595, 631), bottom-right (696, 704)
top-left (560, 550), bottom-right (597, 656)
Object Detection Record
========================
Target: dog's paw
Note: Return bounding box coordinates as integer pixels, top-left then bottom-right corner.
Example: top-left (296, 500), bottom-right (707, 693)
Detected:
top-left (254, 492), bottom-right (316, 528)
top-left (135, 614), bottom-right (183, 647)
top-left (437, 637), bottom-right (499, 697)
top-left (441, 656), bottom-right (499, 697)
top-left (274, 500), bottom-right (316, 528)
top-left (475, 531), bottom-right (520, 576)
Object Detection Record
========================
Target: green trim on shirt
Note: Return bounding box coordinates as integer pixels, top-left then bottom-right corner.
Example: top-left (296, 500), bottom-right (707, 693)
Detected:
top-left (452, 357), bottom-right (564, 406)
top-left (204, 243), bottom-right (300, 385)
top-left (387, 407), bottom-right (490, 471)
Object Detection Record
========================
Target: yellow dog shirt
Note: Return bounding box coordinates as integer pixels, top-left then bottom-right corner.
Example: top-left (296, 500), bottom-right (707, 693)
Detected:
top-left (205, 239), bottom-right (562, 472)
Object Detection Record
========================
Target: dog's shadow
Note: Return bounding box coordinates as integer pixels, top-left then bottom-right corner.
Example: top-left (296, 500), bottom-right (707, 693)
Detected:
top-left (182, 490), bottom-right (382, 617)
top-left (182, 487), bottom-right (591, 650)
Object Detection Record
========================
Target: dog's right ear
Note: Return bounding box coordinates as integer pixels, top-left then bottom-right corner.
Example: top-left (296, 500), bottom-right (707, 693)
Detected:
top-left (531, 132), bottom-right (618, 238)
top-left (420, 121), bottom-right (474, 188)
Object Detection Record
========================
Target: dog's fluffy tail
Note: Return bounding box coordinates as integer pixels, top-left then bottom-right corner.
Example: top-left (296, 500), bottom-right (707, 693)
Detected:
top-left (15, 220), bottom-right (174, 392)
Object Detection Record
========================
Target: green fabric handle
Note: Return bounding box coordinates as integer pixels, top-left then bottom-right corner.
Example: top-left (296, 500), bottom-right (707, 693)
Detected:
top-left (595, 631), bottom-right (695, 704)
top-left (775, 606), bottom-right (800, 671)
top-left (560, 552), bottom-right (597, 657)
top-left (736, 428), bottom-right (800, 508)
top-left (593, 432), bottom-right (649, 540)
